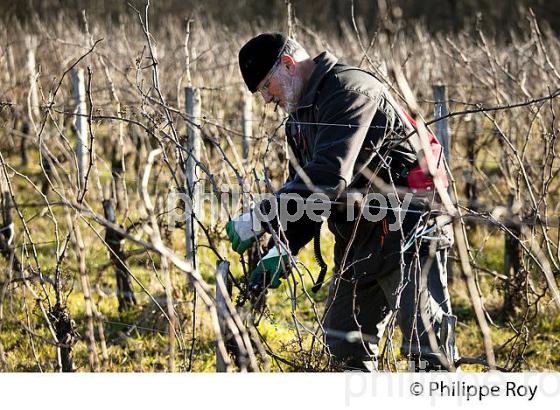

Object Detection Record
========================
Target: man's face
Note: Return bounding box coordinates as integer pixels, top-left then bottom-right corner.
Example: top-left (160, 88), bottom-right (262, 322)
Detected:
top-left (257, 58), bottom-right (303, 114)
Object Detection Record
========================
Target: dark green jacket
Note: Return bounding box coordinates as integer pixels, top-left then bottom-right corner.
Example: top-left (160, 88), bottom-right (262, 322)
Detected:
top-left (263, 51), bottom-right (445, 277)
top-left (280, 51), bottom-right (417, 198)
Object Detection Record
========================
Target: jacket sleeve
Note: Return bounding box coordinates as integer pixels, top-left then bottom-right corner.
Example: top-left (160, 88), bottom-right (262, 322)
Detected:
top-left (259, 88), bottom-right (380, 256)
top-left (259, 148), bottom-right (320, 255)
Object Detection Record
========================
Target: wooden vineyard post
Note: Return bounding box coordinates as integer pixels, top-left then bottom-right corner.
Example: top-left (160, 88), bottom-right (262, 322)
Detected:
top-left (71, 67), bottom-right (87, 189)
top-left (184, 86), bottom-right (201, 267)
top-left (103, 199), bottom-right (137, 311)
top-left (216, 260), bottom-right (236, 372)
top-left (242, 91), bottom-right (252, 160)
top-left (503, 194), bottom-right (523, 316)
top-left (432, 85), bottom-right (451, 164)
top-left (464, 114), bottom-right (479, 235)
top-left (23, 35), bottom-right (39, 167)
top-left (433, 85), bottom-right (454, 282)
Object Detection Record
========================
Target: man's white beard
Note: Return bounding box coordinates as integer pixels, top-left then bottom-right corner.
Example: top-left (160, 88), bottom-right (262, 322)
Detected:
top-left (278, 73), bottom-right (303, 114)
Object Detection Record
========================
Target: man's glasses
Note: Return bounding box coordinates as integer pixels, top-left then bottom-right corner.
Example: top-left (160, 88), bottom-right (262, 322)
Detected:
top-left (257, 58), bottom-right (281, 95)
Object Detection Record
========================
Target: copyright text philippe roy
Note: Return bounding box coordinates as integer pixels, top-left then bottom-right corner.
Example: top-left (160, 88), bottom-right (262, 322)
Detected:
top-left (344, 373), bottom-right (560, 406)
top-left (418, 381), bottom-right (537, 401)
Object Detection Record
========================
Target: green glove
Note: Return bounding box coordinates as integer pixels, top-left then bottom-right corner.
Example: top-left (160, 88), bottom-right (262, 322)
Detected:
top-left (226, 211), bottom-right (264, 254)
top-left (250, 246), bottom-right (290, 291)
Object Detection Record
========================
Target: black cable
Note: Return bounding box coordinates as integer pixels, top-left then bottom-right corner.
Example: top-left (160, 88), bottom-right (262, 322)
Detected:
top-left (311, 223), bottom-right (328, 293)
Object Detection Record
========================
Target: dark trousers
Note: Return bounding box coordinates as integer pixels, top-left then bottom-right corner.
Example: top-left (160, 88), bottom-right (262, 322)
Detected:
top-left (323, 220), bottom-right (457, 371)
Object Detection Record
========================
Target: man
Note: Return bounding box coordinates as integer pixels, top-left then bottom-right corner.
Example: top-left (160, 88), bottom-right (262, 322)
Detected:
top-left (227, 32), bottom-right (458, 371)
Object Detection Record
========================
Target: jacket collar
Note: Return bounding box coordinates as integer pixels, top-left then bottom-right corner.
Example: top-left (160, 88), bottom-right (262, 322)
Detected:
top-left (296, 51), bottom-right (338, 109)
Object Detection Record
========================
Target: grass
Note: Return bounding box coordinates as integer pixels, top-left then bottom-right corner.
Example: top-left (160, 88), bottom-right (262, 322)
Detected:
top-left (2, 197), bottom-right (558, 372)
top-left (1, 148), bottom-right (558, 372)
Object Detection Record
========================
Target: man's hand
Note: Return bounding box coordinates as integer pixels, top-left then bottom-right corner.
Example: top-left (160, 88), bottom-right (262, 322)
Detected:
top-left (250, 246), bottom-right (290, 292)
top-left (226, 211), bottom-right (264, 254)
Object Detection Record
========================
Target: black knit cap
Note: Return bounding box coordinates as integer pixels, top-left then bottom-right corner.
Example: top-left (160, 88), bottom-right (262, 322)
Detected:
top-left (239, 32), bottom-right (288, 93)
